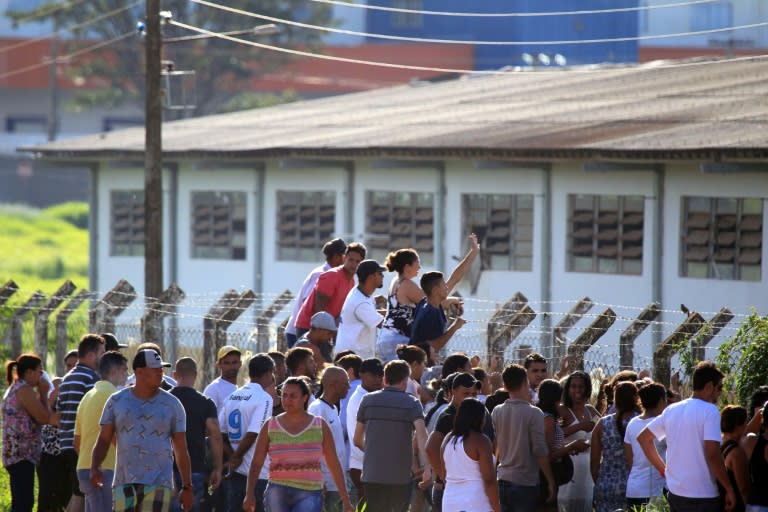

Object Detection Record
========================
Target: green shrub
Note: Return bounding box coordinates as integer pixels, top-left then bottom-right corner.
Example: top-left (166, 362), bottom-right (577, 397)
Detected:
top-left (716, 311), bottom-right (768, 407)
top-left (43, 201), bottom-right (89, 229)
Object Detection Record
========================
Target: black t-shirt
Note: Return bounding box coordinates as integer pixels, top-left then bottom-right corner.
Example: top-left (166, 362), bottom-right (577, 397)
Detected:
top-left (170, 386), bottom-right (218, 473)
top-left (435, 403), bottom-right (495, 441)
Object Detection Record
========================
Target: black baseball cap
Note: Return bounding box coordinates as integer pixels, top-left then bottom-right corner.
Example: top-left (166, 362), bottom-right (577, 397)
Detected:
top-left (359, 358), bottom-right (384, 376)
top-left (132, 349), bottom-right (171, 370)
top-left (357, 259), bottom-right (386, 282)
top-left (101, 333), bottom-right (127, 351)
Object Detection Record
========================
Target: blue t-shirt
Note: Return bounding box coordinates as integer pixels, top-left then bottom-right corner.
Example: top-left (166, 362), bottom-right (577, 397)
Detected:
top-left (100, 387), bottom-right (186, 488)
top-left (410, 299), bottom-right (446, 345)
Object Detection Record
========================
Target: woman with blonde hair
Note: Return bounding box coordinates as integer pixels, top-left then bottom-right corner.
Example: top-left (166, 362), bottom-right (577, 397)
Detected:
top-left (2, 353), bottom-right (56, 512)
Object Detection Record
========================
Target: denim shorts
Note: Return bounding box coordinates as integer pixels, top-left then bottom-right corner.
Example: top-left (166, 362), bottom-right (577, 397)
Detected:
top-left (264, 483), bottom-right (322, 512)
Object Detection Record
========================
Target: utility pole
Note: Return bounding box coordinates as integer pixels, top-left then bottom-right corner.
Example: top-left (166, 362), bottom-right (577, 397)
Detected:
top-left (145, 0), bottom-right (163, 304)
top-left (47, 13), bottom-right (59, 141)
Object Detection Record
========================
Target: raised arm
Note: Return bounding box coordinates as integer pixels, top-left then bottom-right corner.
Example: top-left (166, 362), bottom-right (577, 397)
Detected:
top-left (445, 233), bottom-right (481, 292)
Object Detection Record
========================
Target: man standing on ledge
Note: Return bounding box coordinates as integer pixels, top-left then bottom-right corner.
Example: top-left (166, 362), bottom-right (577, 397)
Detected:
top-left (91, 349), bottom-right (193, 512)
top-left (335, 259), bottom-right (386, 360)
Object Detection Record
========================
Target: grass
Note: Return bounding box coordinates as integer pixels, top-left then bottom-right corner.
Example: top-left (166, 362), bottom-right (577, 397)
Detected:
top-left (0, 202), bottom-right (89, 509)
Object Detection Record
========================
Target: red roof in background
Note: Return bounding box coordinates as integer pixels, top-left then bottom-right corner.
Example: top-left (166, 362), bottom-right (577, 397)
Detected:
top-left (639, 46), bottom-right (767, 62)
top-left (251, 44), bottom-right (475, 94)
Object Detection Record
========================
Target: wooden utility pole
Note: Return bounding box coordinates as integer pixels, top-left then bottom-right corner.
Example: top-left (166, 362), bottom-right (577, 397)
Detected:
top-left (145, 0), bottom-right (163, 304)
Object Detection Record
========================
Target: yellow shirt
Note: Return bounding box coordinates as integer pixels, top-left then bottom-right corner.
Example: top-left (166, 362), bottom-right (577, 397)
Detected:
top-left (75, 380), bottom-right (117, 470)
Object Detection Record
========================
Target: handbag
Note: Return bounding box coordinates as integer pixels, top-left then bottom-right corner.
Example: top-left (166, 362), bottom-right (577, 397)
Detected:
top-left (551, 454), bottom-right (574, 486)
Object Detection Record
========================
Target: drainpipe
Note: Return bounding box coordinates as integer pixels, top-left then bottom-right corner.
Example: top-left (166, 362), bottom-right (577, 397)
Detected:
top-left (540, 165), bottom-right (553, 361)
top-left (436, 164), bottom-right (447, 271)
top-left (254, 164), bottom-right (266, 304)
top-left (345, 162), bottom-right (354, 238)
top-left (167, 162), bottom-right (179, 364)
top-left (652, 166), bottom-right (664, 350)
top-left (88, 163), bottom-right (99, 295)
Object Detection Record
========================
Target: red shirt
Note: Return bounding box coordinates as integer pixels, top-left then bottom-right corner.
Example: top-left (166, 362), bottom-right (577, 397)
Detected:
top-left (295, 266), bottom-right (355, 330)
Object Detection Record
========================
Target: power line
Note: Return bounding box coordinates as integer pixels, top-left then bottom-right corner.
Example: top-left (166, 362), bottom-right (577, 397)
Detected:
top-left (169, 19), bottom-right (768, 76)
top-left (0, 30), bottom-right (135, 81)
top-left (0, 0), bottom-right (141, 55)
top-left (307, 0), bottom-right (719, 17)
top-left (191, 0), bottom-right (768, 46)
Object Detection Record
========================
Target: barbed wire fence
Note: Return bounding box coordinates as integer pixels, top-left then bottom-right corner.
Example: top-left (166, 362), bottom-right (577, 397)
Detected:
top-left (0, 278), bottom-right (747, 391)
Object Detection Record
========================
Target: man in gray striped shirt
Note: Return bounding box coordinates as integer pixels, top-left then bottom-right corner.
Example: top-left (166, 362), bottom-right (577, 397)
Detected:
top-left (56, 333), bottom-right (105, 511)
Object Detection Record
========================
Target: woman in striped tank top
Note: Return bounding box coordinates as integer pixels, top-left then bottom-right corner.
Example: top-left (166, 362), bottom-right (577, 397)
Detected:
top-left (243, 377), bottom-right (353, 512)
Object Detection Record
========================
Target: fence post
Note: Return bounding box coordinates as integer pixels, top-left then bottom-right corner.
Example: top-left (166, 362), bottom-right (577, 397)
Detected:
top-left (276, 317), bottom-right (290, 353)
top-left (202, 290), bottom-right (240, 387)
top-left (0, 279), bottom-right (19, 307)
top-left (619, 304), bottom-right (661, 370)
top-left (652, 312), bottom-right (705, 388)
top-left (215, 290), bottom-right (257, 350)
top-left (567, 308), bottom-right (617, 372)
top-left (34, 280), bottom-right (76, 365)
top-left (140, 283), bottom-right (186, 357)
top-left (9, 291), bottom-right (46, 358)
top-left (691, 307), bottom-right (734, 362)
top-left (486, 292), bottom-right (536, 366)
top-left (89, 279), bottom-right (136, 332)
top-left (552, 297), bottom-right (594, 369)
top-left (54, 289), bottom-right (91, 376)
top-left (255, 290), bottom-right (293, 353)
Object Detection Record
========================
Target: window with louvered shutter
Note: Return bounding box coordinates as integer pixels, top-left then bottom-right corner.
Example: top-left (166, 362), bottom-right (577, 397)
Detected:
top-left (190, 191), bottom-right (247, 260)
top-left (276, 191), bottom-right (336, 262)
top-left (366, 191), bottom-right (434, 265)
top-left (681, 196), bottom-right (762, 281)
top-left (110, 190), bottom-right (145, 257)
top-left (567, 194), bottom-right (644, 274)
top-left (461, 194), bottom-right (534, 271)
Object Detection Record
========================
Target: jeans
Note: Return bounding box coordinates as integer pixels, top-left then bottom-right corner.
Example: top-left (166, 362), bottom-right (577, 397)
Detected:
top-left (225, 472), bottom-right (268, 512)
top-left (78, 468), bottom-right (114, 512)
top-left (286, 332), bottom-right (298, 348)
top-left (746, 506), bottom-right (768, 512)
top-left (363, 482), bottom-right (412, 512)
top-left (376, 330), bottom-right (409, 363)
top-left (7, 460), bottom-right (35, 512)
top-left (170, 471), bottom-right (208, 512)
top-left (667, 493), bottom-right (722, 512)
top-left (264, 483), bottom-right (322, 512)
top-left (498, 480), bottom-right (539, 512)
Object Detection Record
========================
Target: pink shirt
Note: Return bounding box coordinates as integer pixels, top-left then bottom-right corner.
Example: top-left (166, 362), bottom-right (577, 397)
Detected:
top-left (295, 266), bottom-right (355, 330)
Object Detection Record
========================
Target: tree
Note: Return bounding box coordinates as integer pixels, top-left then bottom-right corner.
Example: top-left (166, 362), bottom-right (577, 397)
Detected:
top-left (716, 311), bottom-right (768, 407)
top-left (6, 0), bottom-right (332, 115)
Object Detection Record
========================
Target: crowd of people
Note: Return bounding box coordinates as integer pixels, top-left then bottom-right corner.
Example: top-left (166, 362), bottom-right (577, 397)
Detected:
top-left (2, 236), bottom-right (768, 512)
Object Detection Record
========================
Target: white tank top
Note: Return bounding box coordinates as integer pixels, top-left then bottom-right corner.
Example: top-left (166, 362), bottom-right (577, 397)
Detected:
top-left (442, 435), bottom-right (494, 512)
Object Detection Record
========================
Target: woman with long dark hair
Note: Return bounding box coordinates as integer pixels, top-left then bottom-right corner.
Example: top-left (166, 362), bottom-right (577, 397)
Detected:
top-left (720, 405), bottom-right (749, 512)
top-left (538, 379), bottom-right (590, 511)
top-left (440, 398), bottom-right (500, 512)
top-left (2, 353), bottom-right (55, 512)
top-left (557, 371), bottom-right (601, 512)
top-left (243, 377), bottom-right (353, 512)
top-left (744, 402), bottom-right (768, 511)
top-left (591, 381), bottom-right (640, 512)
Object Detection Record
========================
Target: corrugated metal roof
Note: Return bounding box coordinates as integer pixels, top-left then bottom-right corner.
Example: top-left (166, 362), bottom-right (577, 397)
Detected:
top-left (21, 56), bottom-right (768, 161)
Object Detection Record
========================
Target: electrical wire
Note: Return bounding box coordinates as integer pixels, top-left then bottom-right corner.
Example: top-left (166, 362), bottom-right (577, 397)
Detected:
top-left (0, 0), bottom-right (141, 55)
top-left (0, 30), bottom-right (135, 81)
top-left (191, 0), bottom-right (768, 46)
top-left (169, 19), bottom-right (768, 76)
top-left (307, 0), bottom-right (719, 17)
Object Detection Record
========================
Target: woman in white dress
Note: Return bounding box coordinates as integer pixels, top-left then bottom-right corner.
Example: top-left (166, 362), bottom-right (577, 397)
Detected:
top-left (557, 371), bottom-right (601, 512)
top-left (440, 398), bottom-right (500, 512)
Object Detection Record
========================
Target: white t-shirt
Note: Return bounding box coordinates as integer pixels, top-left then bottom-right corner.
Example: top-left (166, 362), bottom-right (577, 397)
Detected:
top-left (308, 398), bottom-right (346, 490)
top-left (219, 382), bottom-right (273, 479)
top-left (335, 287), bottom-right (383, 359)
top-left (345, 385), bottom-right (369, 470)
top-left (625, 416), bottom-right (666, 498)
top-left (286, 263), bottom-right (330, 336)
top-left (646, 397), bottom-right (721, 498)
top-left (204, 377), bottom-right (237, 413)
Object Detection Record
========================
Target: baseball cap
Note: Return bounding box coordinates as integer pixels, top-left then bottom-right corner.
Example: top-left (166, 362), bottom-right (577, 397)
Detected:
top-left (356, 259), bottom-right (386, 282)
top-left (452, 372), bottom-right (481, 390)
top-left (311, 311), bottom-right (338, 332)
top-left (217, 345), bottom-right (241, 361)
top-left (133, 349), bottom-right (171, 370)
top-left (359, 358), bottom-right (384, 376)
top-left (323, 238), bottom-right (347, 257)
top-left (101, 333), bottom-right (127, 351)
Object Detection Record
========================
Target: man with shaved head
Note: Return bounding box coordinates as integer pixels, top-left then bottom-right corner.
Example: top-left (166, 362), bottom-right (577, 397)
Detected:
top-left (308, 366), bottom-right (351, 512)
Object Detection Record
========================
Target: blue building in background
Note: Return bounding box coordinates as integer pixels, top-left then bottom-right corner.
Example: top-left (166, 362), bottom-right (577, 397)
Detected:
top-left (361, 0), bottom-right (638, 68)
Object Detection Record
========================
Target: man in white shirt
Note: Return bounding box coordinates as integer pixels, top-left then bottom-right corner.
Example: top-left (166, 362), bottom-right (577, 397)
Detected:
top-left (285, 238), bottom-right (347, 347)
top-left (219, 353), bottom-right (275, 512)
top-left (345, 358), bottom-right (384, 509)
top-left (335, 260), bottom-right (385, 359)
top-left (638, 361), bottom-right (735, 512)
top-left (203, 345), bottom-right (242, 411)
top-left (308, 366), bottom-right (350, 512)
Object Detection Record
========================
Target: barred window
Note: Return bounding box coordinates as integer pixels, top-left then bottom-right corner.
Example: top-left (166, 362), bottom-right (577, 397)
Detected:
top-left (366, 191), bottom-right (434, 264)
top-left (681, 196), bottom-right (762, 281)
top-left (568, 194), bottom-right (644, 274)
top-left (462, 194), bottom-right (534, 271)
top-left (276, 191), bottom-right (336, 262)
top-left (191, 191), bottom-right (247, 260)
top-left (111, 190), bottom-right (145, 257)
